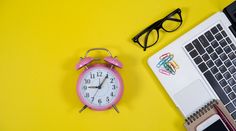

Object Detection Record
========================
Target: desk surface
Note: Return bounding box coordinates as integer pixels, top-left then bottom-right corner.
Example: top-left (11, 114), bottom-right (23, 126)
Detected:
top-left (0, 0), bottom-right (233, 130)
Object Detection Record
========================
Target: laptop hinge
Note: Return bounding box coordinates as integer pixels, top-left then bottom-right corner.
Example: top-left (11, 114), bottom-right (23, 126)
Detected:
top-left (223, 1), bottom-right (236, 37)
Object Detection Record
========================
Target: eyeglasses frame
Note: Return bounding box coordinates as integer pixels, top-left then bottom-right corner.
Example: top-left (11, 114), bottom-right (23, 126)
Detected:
top-left (132, 8), bottom-right (183, 51)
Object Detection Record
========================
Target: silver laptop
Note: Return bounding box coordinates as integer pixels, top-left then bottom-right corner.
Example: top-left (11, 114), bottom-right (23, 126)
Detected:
top-left (148, 2), bottom-right (236, 121)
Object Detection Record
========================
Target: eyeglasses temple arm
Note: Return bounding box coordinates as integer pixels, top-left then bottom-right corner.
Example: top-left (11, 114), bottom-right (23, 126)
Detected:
top-left (167, 18), bottom-right (182, 22)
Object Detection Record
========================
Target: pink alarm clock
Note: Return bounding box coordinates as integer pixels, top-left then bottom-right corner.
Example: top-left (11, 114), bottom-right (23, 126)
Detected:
top-left (76, 48), bottom-right (123, 113)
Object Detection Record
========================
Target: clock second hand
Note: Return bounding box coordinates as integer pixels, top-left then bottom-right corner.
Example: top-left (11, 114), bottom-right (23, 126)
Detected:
top-left (91, 89), bottom-right (99, 103)
top-left (91, 78), bottom-right (100, 103)
top-left (91, 75), bottom-right (108, 103)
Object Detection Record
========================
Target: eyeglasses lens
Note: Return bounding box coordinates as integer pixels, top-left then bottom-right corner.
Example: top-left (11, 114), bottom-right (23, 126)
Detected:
top-left (138, 29), bottom-right (159, 48)
top-left (162, 13), bottom-right (182, 32)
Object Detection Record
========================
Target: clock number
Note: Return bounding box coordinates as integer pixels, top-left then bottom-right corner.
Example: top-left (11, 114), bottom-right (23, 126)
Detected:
top-left (90, 73), bottom-right (95, 79)
top-left (97, 72), bottom-right (102, 77)
top-left (83, 86), bottom-right (87, 90)
top-left (106, 97), bottom-right (110, 102)
top-left (85, 93), bottom-right (89, 98)
top-left (98, 99), bottom-right (102, 104)
top-left (91, 97), bottom-right (94, 102)
top-left (112, 85), bottom-right (116, 90)
top-left (110, 78), bottom-right (114, 83)
top-left (84, 79), bottom-right (91, 84)
top-left (111, 92), bottom-right (114, 97)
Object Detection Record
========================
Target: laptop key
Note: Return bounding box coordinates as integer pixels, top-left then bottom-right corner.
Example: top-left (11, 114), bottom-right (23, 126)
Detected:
top-left (211, 40), bottom-right (219, 48)
top-left (224, 46), bottom-right (232, 54)
top-left (220, 53), bottom-right (228, 61)
top-left (229, 92), bottom-right (236, 100)
top-left (224, 85), bottom-right (232, 94)
top-left (228, 78), bottom-right (236, 86)
top-left (185, 43), bottom-right (194, 52)
top-left (226, 37), bottom-right (232, 44)
top-left (229, 66), bottom-right (236, 74)
top-left (219, 39), bottom-right (227, 47)
top-left (230, 44), bottom-right (236, 50)
top-left (211, 66), bottom-right (218, 74)
top-left (194, 56), bottom-right (202, 65)
top-left (233, 73), bottom-right (236, 80)
top-left (189, 50), bottom-right (198, 58)
top-left (231, 111), bottom-right (236, 119)
top-left (225, 59), bottom-right (232, 67)
top-left (233, 85), bottom-right (236, 92)
top-left (215, 73), bottom-right (223, 81)
top-left (214, 59), bottom-right (222, 67)
top-left (198, 35), bottom-right (210, 47)
top-left (211, 26), bottom-right (219, 34)
top-left (192, 39), bottom-right (205, 55)
top-left (202, 53), bottom-right (210, 61)
top-left (234, 99), bottom-right (236, 106)
top-left (233, 59), bottom-right (236, 66)
top-left (219, 65), bottom-right (227, 73)
top-left (215, 47), bottom-right (223, 55)
top-left (205, 31), bottom-right (214, 42)
top-left (206, 46), bottom-right (214, 54)
top-left (203, 71), bottom-right (230, 104)
top-left (226, 103), bottom-right (235, 113)
top-left (210, 52), bottom-right (218, 60)
top-left (217, 24), bottom-right (223, 31)
top-left (223, 71), bottom-right (231, 80)
top-left (215, 33), bottom-right (223, 41)
top-left (228, 52), bottom-right (236, 60)
top-left (206, 60), bottom-right (214, 68)
top-left (220, 79), bottom-right (227, 87)
top-left (198, 62), bottom-right (208, 72)
top-left (221, 31), bottom-right (227, 37)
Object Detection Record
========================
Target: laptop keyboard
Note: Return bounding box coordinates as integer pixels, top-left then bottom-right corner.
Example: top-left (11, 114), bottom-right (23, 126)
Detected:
top-left (185, 24), bottom-right (236, 121)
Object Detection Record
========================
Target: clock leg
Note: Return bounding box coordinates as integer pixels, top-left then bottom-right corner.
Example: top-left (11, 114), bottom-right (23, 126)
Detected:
top-left (112, 105), bottom-right (120, 113)
top-left (79, 105), bottom-right (87, 113)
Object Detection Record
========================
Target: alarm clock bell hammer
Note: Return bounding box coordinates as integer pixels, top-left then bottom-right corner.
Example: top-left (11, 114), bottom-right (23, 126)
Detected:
top-left (76, 48), bottom-right (124, 113)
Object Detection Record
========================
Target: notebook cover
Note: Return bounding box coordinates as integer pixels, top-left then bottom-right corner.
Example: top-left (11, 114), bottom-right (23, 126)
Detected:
top-left (184, 100), bottom-right (236, 131)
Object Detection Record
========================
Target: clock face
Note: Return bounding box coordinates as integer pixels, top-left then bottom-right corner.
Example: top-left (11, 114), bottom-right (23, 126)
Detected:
top-left (78, 65), bottom-right (123, 110)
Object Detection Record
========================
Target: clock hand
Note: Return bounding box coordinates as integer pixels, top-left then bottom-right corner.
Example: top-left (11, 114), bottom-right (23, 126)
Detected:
top-left (88, 77), bottom-right (103, 89)
top-left (91, 75), bottom-right (108, 103)
top-left (88, 86), bottom-right (98, 89)
top-left (91, 88), bottom-right (99, 103)
top-left (91, 76), bottom-right (108, 103)
top-left (97, 74), bottom-right (108, 89)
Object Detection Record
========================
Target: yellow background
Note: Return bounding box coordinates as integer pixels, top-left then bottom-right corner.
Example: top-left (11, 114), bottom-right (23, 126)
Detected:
top-left (0, 0), bottom-right (233, 130)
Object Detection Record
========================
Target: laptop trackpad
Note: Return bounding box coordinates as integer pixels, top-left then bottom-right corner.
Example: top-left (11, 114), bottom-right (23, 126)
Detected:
top-left (173, 79), bottom-right (213, 116)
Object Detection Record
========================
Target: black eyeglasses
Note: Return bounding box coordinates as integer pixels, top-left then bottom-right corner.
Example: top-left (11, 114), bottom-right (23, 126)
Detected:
top-left (132, 8), bottom-right (183, 51)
